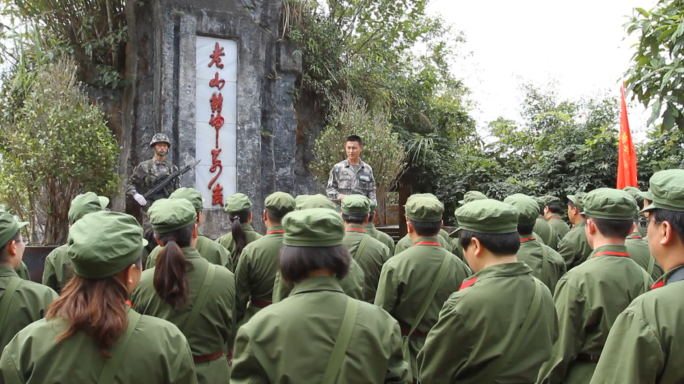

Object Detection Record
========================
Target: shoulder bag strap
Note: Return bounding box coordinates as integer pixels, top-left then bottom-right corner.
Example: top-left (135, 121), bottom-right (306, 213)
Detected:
top-left (97, 310), bottom-right (143, 384)
top-left (0, 277), bottom-right (22, 333)
top-left (642, 269), bottom-right (651, 293)
top-left (321, 298), bottom-right (360, 384)
top-left (478, 279), bottom-right (543, 383)
top-left (408, 249), bottom-right (452, 337)
top-left (540, 243), bottom-right (549, 284)
top-left (353, 235), bottom-right (371, 262)
top-left (180, 264), bottom-right (216, 335)
top-left (647, 255), bottom-right (656, 276)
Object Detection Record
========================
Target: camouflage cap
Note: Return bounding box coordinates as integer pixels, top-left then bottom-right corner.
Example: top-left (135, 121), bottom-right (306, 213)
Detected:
top-left (453, 199), bottom-right (519, 235)
top-left (149, 199), bottom-right (197, 233)
top-left (567, 192), bottom-right (587, 212)
top-left (581, 188), bottom-right (637, 220)
top-left (458, 191), bottom-right (487, 205)
top-left (224, 193), bottom-right (253, 213)
top-left (642, 169), bottom-right (684, 213)
top-left (341, 195), bottom-right (370, 216)
top-left (68, 211), bottom-right (144, 279)
top-left (406, 197), bottom-right (444, 222)
top-left (68, 192), bottom-right (104, 226)
top-left (0, 212), bottom-right (27, 247)
top-left (265, 192), bottom-right (296, 216)
top-left (283, 208), bottom-right (345, 247)
top-left (150, 133), bottom-right (171, 148)
top-left (298, 194), bottom-right (336, 211)
top-left (503, 194), bottom-right (538, 225)
top-left (170, 187), bottom-right (204, 212)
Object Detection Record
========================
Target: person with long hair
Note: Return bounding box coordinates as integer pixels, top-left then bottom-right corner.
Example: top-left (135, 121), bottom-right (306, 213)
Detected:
top-left (0, 211), bottom-right (197, 383)
top-left (231, 208), bottom-right (409, 383)
top-left (216, 193), bottom-right (262, 270)
top-left (131, 198), bottom-right (234, 384)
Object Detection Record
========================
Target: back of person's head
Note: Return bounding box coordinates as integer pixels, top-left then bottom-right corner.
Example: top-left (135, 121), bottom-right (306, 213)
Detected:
top-left (68, 192), bottom-right (104, 226)
top-left (582, 188), bottom-right (637, 240)
top-left (264, 192), bottom-right (296, 224)
top-left (149, 199), bottom-right (198, 311)
top-left (48, 211), bottom-right (144, 358)
top-left (456, 199), bottom-right (521, 256)
top-left (170, 187), bottom-right (204, 215)
top-left (280, 208), bottom-right (350, 283)
top-left (341, 195), bottom-right (370, 225)
top-left (642, 170), bottom-right (684, 247)
top-left (406, 196), bottom-right (444, 237)
top-left (503, 194), bottom-right (539, 236)
top-left (546, 202), bottom-right (562, 214)
top-left (0, 213), bottom-right (25, 263)
top-left (224, 193), bottom-right (253, 261)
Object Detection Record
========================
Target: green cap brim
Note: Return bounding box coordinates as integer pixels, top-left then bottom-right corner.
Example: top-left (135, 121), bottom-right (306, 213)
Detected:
top-left (640, 202), bottom-right (656, 213)
top-left (458, 200), bottom-right (464, 205)
top-left (142, 238), bottom-right (148, 247)
top-left (17, 222), bottom-right (28, 229)
top-left (449, 227), bottom-right (461, 237)
top-left (98, 196), bottom-right (110, 210)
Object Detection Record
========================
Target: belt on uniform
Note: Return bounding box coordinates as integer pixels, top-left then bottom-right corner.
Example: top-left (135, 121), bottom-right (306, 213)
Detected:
top-left (576, 353), bottom-right (601, 363)
top-left (400, 327), bottom-right (428, 338)
top-left (251, 298), bottom-right (273, 308)
top-left (193, 352), bottom-right (223, 363)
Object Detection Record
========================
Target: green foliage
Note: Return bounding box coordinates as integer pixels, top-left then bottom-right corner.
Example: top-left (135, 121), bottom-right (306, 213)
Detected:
top-left (625, 1), bottom-right (684, 130)
top-left (0, 57), bottom-right (120, 244)
top-left (637, 126), bottom-right (684, 187)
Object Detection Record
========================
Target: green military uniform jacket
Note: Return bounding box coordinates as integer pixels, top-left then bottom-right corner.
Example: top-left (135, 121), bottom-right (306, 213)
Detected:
top-left (42, 245), bottom-right (71, 293)
top-left (535, 217), bottom-right (559, 250)
top-left (394, 233), bottom-right (452, 255)
top-left (216, 224), bottom-right (262, 270)
top-left (547, 214), bottom-right (571, 241)
top-left (417, 262), bottom-right (558, 384)
top-left (375, 238), bottom-right (471, 378)
top-left (343, 225), bottom-right (391, 302)
top-left (0, 307), bottom-right (198, 383)
top-left (517, 234), bottom-right (566, 293)
top-left (557, 220), bottom-right (593, 270)
top-left (589, 265), bottom-right (684, 384)
top-left (16, 261), bottom-right (30, 281)
top-left (625, 231), bottom-right (663, 281)
top-left (131, 248), bottom-right (234, 384)
top-left (231, 276), bottom-right (410, 383)
top-left (272, 257), bottom-right (365, 303)
top-left (234, 226), bottom-right (284, 326)
top-left (146, 235), bottom-right (233, 271)
top-left (0, 265), bottom-right (57, 353)
top-left (538, 245), bottom-right (653, 384)
top-left (365, 222), bottom-right (396, 255)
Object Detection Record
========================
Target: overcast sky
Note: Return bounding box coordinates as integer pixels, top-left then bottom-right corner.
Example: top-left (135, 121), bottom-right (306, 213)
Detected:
top-left (427, 0), bottom-right (657, 140)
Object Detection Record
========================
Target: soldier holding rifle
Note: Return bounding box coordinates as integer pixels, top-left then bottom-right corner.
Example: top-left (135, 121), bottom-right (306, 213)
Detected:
top-left (127, 133), bottom-right (180, 208)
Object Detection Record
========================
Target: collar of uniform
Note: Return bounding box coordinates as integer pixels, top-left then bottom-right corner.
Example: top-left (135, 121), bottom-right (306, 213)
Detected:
top-left (471, 262), bottom-right (533, 282)
top-left (590, 244), bottom-right (630, 258)
top-left (345, 224), bottom-right (366, 233)
top-left (152, 158), bottom-right (169, 166)
top-left (291, 276), bottom-right (345, 296)
top-left (518, 233), bottom-right (538, 243)
top-left (243, 223), bottom-right (256, 232)
top-left (181, 247), bottom-right (202, 260)
top-left (0, 264), bottom-right (19, 278)
top-left (626, 230), bottom-right (643, 240)
top-left (343, 159), bottom-right (366, 169)
top-left (266, 225), bottom-right (284, 235)
top-left (412, 237), bottom-right (442, 246)
top-left (547, 214), bottom-right (561, 222)
top-left (652, 264), bottom-right (684, 289)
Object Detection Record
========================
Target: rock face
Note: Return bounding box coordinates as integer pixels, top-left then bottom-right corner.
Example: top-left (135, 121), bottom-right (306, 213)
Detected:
top-left (122, 0), bottom-right (320, 237)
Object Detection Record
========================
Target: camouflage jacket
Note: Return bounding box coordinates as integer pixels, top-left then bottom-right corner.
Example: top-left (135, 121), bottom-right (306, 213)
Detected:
top-left (126, 158), bottom-right (180, 201)
top-left (326, 159), bottom-right (377, 203)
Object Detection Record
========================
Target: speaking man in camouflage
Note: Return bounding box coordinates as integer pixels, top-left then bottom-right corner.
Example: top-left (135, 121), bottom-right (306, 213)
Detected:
top-left (126, 133), bottom-right (180, 208)
top-left (326, 135), bottom-right (377, 205)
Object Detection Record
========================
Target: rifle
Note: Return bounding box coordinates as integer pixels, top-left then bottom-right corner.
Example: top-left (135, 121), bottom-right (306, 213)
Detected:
top-left (143, 159), bottom-right (201, 200)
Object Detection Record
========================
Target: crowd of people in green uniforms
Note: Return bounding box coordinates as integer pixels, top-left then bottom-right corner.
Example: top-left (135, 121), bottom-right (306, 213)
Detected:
top-left (2, 169), bottom-right (684, 383)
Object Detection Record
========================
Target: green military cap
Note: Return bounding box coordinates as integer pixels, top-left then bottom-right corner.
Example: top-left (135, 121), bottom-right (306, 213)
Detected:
top-left (341, 195), bottom-right (370, 216)
top-left (533, 196), bottom-right (546, 210)
top-left (407, 193), bottom-right (439, 203)
top-left (265, 192), bottom-right (296, 216)
top-left (406, 197), bottom-right (444, 222)
top-left (369, 199), bottom-right (377, 212)
top-left (581, 188), bottom-right (637, 220)
top-left (622, 186), bottom-right (643, 204)
top-left (68, 192), bottom-right (104, 226)
top-left (567, 192), bottom-right (587, 212)
top-left (170, 187), bottom-right (204, 212)
top-left (453, 199), bottom-right (519, 234)
top-left (642, 169), bottom-right (684, 212)
top-left (283, 208), bottom-right (345, 247)
top-left (98, 196), bottom-right (110, 210)
top-left (149, 199), bottom-right (197, 234)
top-left (224, 193), bottom-right (252, 213)
top-left (639, 190), bottom-right (653, 202)
top-left (0, 212), bottom-right (27, 247)
top-left (298, 195), bottom-right (336, 211)
top-left (543, 195), bottom-right (561, 205)
top-left (458, 191), bottom-right (487, 205)
top-left (503, 194), bottom-right (538, 225)
top-left (68, 211), bottom-right (144, 279)
top-left (295, 195), bottom-right (310, 210)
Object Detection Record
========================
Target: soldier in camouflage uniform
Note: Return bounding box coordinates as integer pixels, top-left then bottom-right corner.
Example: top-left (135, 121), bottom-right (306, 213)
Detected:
top-left (326, 135), bottom-right (377, 204)
top-left (126, 133), bottom-right (180, 209)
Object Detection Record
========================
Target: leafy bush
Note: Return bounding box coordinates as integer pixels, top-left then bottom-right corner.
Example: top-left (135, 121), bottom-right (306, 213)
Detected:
top-left (0, 57), bottom-right (120, 244)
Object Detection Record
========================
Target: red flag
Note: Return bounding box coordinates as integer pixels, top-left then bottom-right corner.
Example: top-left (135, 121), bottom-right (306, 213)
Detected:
top-left (617, 83), bottom-right (638, 189)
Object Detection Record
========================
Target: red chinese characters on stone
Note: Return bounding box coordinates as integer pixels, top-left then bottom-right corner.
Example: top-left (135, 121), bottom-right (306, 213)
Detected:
top-left (206, 41), bottom-right (227, 206)
top-left (208, 148), bottom-right (224, 206)
top-left (212, 184), bottom-right (224, 206)
top-left (209, 72), bottom-right (225, 91)
top-left (208, 42), bottom-right (225, 69)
